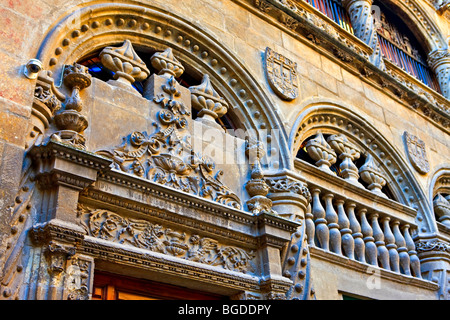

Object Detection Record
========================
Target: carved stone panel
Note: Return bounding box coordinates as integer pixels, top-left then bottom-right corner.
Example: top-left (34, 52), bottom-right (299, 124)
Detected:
top-left (264, 47), bottom-right (299, 101)
top-left (77, 205), bottom-right (256, 274)
top-left (403, 131), bottom-right (430, 175)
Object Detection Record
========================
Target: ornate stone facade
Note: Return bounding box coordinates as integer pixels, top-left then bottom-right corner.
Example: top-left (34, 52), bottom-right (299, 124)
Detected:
top-left (0, 0), bottom-right (448, 301)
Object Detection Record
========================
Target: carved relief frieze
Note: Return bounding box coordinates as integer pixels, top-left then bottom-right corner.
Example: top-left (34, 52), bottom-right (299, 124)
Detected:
top-left (264, 47), bottom-right (299, 101)
top-left (403, 131), bottom-right (430, 175)
top-left (77, 205), bottom-right (256, 274)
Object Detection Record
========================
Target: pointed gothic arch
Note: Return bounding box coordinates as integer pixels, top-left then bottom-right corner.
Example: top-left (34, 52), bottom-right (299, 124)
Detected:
top-left (288, 97), bottom-right (437, 235)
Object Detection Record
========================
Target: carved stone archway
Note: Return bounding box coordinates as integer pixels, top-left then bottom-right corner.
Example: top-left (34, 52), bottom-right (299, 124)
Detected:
top-left (288, 97), bottom-right (437, 235)
top-left (33, 1), bottom-right (291, 169)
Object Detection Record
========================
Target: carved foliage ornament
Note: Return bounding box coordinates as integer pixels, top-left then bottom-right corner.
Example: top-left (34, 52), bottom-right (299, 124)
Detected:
top-left (78, 206), bottom-right (256, 273)
top-left (403, 131), bottom-right (430, 174)
top-left (265, 47), bottom-right (299, 101)
top-left (97, 47), bottom-right (241, 210)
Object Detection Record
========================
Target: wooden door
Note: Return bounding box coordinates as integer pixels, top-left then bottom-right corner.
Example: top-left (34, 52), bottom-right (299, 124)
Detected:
top-left (92, 271), bottom-right (225, 300)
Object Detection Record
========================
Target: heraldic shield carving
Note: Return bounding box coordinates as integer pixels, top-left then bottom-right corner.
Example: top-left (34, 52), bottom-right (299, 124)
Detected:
top-left (403, 131), bottom-right (430, 175)
top-left (264, 47), bottom-right (299, 101)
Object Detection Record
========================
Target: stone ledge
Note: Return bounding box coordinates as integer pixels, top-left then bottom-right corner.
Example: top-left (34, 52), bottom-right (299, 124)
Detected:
top-left (310, 246), bottom-right (440, 291)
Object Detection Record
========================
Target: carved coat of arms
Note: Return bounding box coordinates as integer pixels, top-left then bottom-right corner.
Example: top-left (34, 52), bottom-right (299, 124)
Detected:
top-left (403, 131), bottom-right (430, 174)
top-left (264, 47), bottom-right (299, 101)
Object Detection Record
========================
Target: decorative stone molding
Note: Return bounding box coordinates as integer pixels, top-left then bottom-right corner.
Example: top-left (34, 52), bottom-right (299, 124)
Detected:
top-left (99, 40), bottom-right (150, 87)
top-left (281, 227), bottom-right (316, 300)
top-left (245, 0), bottom-right (450, 133)
top-left (64, 255), bottom-right (94, 300)
top-left (77, 205), bottom-right (257, 274)
top-left (403, 131), bottom-right (430, 175)
top-left (264, 47), bottom-right (299, 101)
top-left (428, 0), bottom-right (450, 14)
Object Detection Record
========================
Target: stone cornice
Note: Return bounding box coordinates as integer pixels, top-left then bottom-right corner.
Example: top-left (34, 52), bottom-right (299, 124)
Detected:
top-left (80, 169), bottom-right (300, 249)
top-left (234, 0), bottom-right (450, 133)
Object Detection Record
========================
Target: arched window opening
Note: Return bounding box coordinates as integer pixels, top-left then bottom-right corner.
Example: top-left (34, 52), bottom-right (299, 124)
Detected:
top-left (372, 1), bottom-right (441, 92)
top-left (78, 45), bottom-right (241, 133)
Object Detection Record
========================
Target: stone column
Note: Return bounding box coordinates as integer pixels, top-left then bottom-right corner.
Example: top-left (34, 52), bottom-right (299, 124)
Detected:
top-left (416, 236), bottom-right (450, 300)
top-left (343, 0), bottom-right (386, 70)
top-left (428, 49), bottom-right (450, 100)
top-left (265, 170), bottom-right (315, 300)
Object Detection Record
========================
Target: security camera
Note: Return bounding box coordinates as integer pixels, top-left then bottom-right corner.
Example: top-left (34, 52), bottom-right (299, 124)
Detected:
top-left (24, 59), bottom-right (43, 79)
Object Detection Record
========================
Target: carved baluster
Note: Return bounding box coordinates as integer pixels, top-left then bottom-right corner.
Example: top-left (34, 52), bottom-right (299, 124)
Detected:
top-left (347, 203), bottom-right (365, 262)
top-left (311, 189), bottom-right (329, 251)
top-left (402, 224), bottom-right (421, 278)
top-left (382, 217), bottom-right (400, 273)
top-left (370, 213), bottom-right (390, 270)
top-left (336, 199), bottom-right (354, 259)
top-left (359, 208), bottom-right (377, 265)
top-left (323, 193), bottom-right (342, 255)
top-left (392, 220), bottom-right (411, 276)
top-left (305, 203), bottom-right (315, 247)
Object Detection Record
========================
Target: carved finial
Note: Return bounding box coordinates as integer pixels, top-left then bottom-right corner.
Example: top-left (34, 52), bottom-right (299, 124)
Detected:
top-left (189, 74), bottom-right (229, 121)
top-left (151, 47), bottom-right (185, 78)
top-left (99, 40), bottom-right (150, 86)
top-left (433, 193), bottom-right (450, 227)
top-left (51, 63), bottom-right (91, 149)
top-left (358, 154), bottom-right (387, 197)
top-left (305, 132), bottom-right (337, 173)
top-left (327, 134), bottom-right (361, 186)
top-left (244, 139), bottom-right (275, 215)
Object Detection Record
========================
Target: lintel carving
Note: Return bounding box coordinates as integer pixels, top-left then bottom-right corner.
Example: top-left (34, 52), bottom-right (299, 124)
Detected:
top-left (78, 205), bottom-right (256, 274)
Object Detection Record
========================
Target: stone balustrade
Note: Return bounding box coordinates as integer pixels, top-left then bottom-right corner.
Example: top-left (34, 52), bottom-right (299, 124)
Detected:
top-left (306, 184), bottom-right (422, 278)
